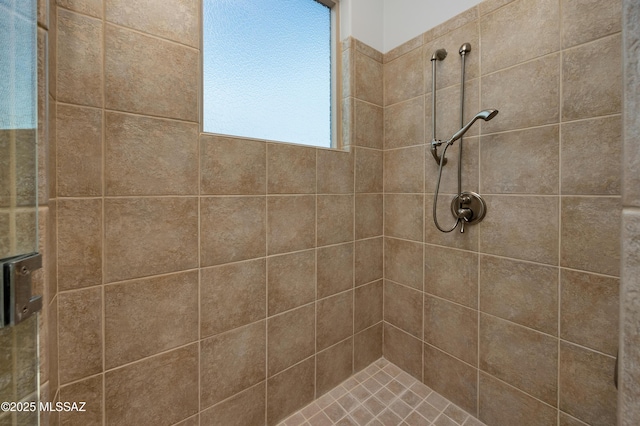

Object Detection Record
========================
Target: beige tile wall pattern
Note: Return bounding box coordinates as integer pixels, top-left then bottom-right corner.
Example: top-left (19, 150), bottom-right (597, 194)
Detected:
top-left (382, 1), bottom-right (622, 426)
top-left (51, 1), bottom-right (385, 423)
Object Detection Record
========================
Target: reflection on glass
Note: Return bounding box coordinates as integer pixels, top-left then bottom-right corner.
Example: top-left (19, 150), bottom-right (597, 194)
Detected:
top-left (0, 0), bottom-right (38, 260)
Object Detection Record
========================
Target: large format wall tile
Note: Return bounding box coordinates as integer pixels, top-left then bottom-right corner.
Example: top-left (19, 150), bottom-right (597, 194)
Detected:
top-left (317, 194), bottom-right (354, 246)
top-left (56, 9), bottom-right (102, 107)
top-left (317, 243), bottom-right (353, 299)
top-left (200, 196), bottom-right (266, 266)
top-left (561, 116), bottom-right (621, 195)
top-left (105, 345), bottom-right (199, 425)
top-left (105, 25), bottom-right (198, 121)
top-left (105, 112), bottom-right (198, 196)
top-left (480, 125), bottom-right (559, 194)
top-left (57, 287), bottom-right (102, 384)
top-left (104, 271), bottom-right (198, 368)
top-left (424, 295), bottom-right (477, 365)
top-left (480, 255), bottom-right (558, 335)
top-left (267, 305), bottom-right (315, 376)
top-left (317, 291), bottom-right (353, 351)
top-left (104, 197), bottom-right (198, 282)
top-left (200, 383), bottom-right (265, 426)
top-left (561, 0), bottom-right (622, 48)
top-left (424, 344), bottom-right (477, 416)
top-left (56, 104), bottom-right (102, 197)
top-left (384, 193), bottom-right (424, 242)
top-left (384, 96), bottom-right (424, 150)
top-left (316, 338), bottom-right (353, 396)
top-left (424, 245), bottom-right (478, 309)
top-left (106, 0), bottom-right (199, 47)
top-left (267, 143), bottom-right (316, 194)
top-left (562, 34), bottom-right (622, 121)
top-left (200, 259), bottom-right (266, 337)
top-left (267, 358), bottom-right (315, 426)
top-left (200, 135), bottom-right (266, 195)
top-left (480, 0), bottom-right (560, 74)
top-left (57, 198), bottom-right (102, 291)
top-left (200, 322), bottom-right (266, 408)
top-left (267, 195), bottom-right (315, 255)
top-left (267, 250), bottom-right (315, 315)
top-left (481, 54), bottom-right (560, 134)
top-left (479, 314), bottom-right (558, 405)
top-left (383, 323), bottom-right (422, 380)
top-left (385, 280), bottom-right (423, 338)
top-left (384, 47), bottom-right (423, 106)
top-left (560, 196), bottom-right (621, 276)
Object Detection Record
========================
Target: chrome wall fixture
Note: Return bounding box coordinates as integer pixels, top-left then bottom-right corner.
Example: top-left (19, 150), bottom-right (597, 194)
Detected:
top-left (430, 43), bottom-right (499, 233)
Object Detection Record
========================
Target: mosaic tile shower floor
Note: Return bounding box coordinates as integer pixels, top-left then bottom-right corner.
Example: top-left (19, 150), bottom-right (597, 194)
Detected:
top-left (277, 358), bottom-right (486, 426)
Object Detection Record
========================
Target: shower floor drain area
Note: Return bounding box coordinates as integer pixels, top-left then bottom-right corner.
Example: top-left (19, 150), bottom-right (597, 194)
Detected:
top-left (277, 358), bottom-right (486, 426)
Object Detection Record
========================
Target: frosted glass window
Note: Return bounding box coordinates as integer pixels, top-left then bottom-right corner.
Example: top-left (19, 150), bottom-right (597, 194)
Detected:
top-left (203, 0), bottom-right (332, 148)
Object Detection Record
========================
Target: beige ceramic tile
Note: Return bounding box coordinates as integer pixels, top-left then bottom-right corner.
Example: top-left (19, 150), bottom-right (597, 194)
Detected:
top-left (105, 24), bottom-right (198, 121)
top-left (104, 197), bottom-right (198, 282)
top-left (57, 287), bottom-right (102, 384)
top-left (561, 116), bottom-right (621, 195)
top-left (355, 51), bottom-right (383, 106)
top-left (316, 339), bottom-right (353, 396)
top-left (105, 112), bottom-right (198, 195)
top-left (385, 96), bottom-right (424, 150)
top-left (355, 280), bottom-right (383, 333)
top-left (560, 196), bottom-right (621, 276)
top-left (384, 193), bottom-right (424, 242)
top-left (480, 0), bottom-right (560, 74)
top-left (354, 323), bottom-right (383, 372)
top-left (560, 269), bottom-right (619, 355)
top-left (384, 280), bottom-right (423, 338)
top-left (104, 271), bottom-right (199, 368)
top-left (424, 245), bottom-right (478, 309)
top-left (56, 198), bottom-right (101, 291)
top-left (268, 250), bottom-right (315, 316)
top-left (480, 125), bottom-right (559, 194)
top-left (559, 342), bottom-right (617, 426)
top-left (267, 195), bottom-right (315, 255)
top-left (383, 323), bottom-right (423, 380)
top-left (105, 345), bottom-right (198, 425)
top-left (200, 322), bottom-right (266, 407)
top-left (59, 375), bottom-right (103, 426)
top-left (481, 54), bottom-right (560, 134)
top-left (56, 9), bottom-right (102, 107)
top-left (480, 255), bottom-right (558, 335)
top-left (200, 382), bottom-right (265, 426)
top-left (384, 146), bottom-right (424, 193)
top-left (384, 34), bottom-right (423, 63)
top-left (106, 0), bottom-right (199, 47)
top-left (480, 195), bottom-right (559, 265)
top-left (424, 295), bottom-right (477, 365)
top-left (317, 291), bottom-right (353, 351)
top-left (267, 143), bottom-right (316, 194)
top-left (354, 100), bottom-right (384, 149)
top-left (317, 195), bottom-right (354, 246)
top-left (478, 372), bottom-right (558, 426)
top-left (56, 104), bottom-right (102, 197)
top-left (561, 0), bottom-right (622, 49)
top-left (317, 149), bottom-right (354, 194)
top-left (424, 344), bottom-right (478, 416)
top-left (355, 194), bottom-right (383, 239)
top-left (355, 147), bottom-right (383, 193)
top-left (479, 314), bottom-right (558, 405)
top-left (200, 134), bottom-right (266, 195)
top-left (384, 47), bottom-right (423, 106)
top-left (200, 196), bottom-right (266, 266)
top-left (384, 238), bottom-right (423, 290)
top-left (268, 305), bottom-right (315, 376)
top-left (267, 358), bottom-right (315, 425)
top-left (201, 259), bottom-right (266, 337)
top-left (355, 237), bottom-right (383, 286)
top-left (424, 7), bottom-right (478, 42)
top-left (57, 0), bottom-right (102, 18)
top-left (317, 243), bottom-right (354, 299)
top-left (623, 3), bottom-right (640, 207)
top-left (562, 34), bottom-right (622, 121)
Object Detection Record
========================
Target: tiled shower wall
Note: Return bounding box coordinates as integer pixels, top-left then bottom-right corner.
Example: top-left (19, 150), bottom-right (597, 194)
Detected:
top-left (50, 1), bottom-right (385, 425)
top-left (381, 0), bottom-right (621, 425)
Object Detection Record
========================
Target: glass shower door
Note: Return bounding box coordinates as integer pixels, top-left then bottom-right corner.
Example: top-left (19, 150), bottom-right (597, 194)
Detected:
top-left (0, 0), bottom-right (41, 424)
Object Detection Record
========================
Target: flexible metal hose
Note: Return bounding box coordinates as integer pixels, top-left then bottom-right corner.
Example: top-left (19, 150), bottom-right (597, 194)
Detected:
top-left (432, 142), bottom-right (460, 233)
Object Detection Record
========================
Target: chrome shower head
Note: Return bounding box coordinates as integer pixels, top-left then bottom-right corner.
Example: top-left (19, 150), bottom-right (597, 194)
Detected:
top-left (447, 109), bottom-right (499, 144)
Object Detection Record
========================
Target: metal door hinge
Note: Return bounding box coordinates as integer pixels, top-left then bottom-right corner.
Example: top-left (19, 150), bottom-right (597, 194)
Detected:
top-left (1, 253), bottom-right (43, 328)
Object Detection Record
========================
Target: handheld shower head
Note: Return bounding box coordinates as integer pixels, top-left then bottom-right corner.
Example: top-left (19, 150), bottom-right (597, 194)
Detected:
top-left (447, 109), bottom-right (499, 145)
